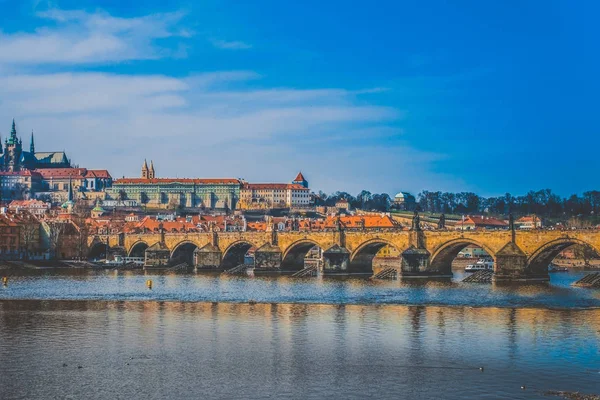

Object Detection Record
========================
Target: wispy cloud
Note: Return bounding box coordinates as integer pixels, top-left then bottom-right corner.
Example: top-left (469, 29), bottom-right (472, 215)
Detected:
top-left (210, 38), bottom-right (252, 50)
top-left (0, 8), bottom-right (189, 65)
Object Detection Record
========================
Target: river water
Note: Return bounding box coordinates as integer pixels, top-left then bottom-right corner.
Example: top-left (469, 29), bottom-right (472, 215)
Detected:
top-left (0, 269), bottom-right (599, 399)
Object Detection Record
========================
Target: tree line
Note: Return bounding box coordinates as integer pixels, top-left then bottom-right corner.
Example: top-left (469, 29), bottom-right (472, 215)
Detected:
top-left (313, 189), bottom-right (600, 219)
top-left (417, 189), bottom-right (600, 218)
top-left (314, 190), bottom-right (392, 212)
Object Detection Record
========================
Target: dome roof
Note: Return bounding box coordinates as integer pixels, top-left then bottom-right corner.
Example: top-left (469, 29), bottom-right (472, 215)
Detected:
top-left (61, 200), bottom-right (74, 209)
top-left (394, 192), bottom-right (406, 199)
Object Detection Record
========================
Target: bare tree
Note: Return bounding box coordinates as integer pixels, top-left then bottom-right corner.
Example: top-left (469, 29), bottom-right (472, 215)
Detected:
top-left (73, 222), bottom-right (90, 261)
top-left (48, 222), bottom-right (66, 260)
top-left (20, 220), bottom-right (39, 260)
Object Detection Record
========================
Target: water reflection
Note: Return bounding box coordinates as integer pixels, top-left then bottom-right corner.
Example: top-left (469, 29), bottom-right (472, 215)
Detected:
top-left (1, 300), bottom-right (599, 400)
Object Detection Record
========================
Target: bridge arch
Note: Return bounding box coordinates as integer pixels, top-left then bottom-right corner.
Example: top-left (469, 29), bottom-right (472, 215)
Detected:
top-left (222, 240), bottom-right (255, 269)
top-left (88, 241), bottom-right (108, 260)
top-left (429, 238), bottom-right (496, 274)
top-left (170, 241), bottom-right (200, 266)
top-left (128, 241), bottom-right (149, 257)
top-left (281, 239), bottom-right (323, 271)
top-left (527, 238), bottom-right (600, 275)
top-left (350, 239), bottom-right (400, 274)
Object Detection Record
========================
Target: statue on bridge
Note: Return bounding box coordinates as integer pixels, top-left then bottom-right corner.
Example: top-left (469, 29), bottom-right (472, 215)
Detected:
top-left (437, 214), bottom-right (446, 230)
top-left (412, 210), bottom-right (422, 231)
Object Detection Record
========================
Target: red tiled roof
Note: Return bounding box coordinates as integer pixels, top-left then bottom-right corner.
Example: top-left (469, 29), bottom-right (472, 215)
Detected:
top-left (294, 172), bottom-right (306, 182)
top-left (516, 215), bottom-right (539, 223)
top-left (85, 169), bottom-right (112, 179)
top-left (464, 216), bottom-right (508, 227)
top-left (34, 168), bottom-right (86, 179)
top-left (247, 222), bottom-right (268, 231)
top-left (8, 199), bottom-right (49, 208)
top-left (244, 183), bottom-right (309, 190)
top-left (114, 178), bottom-right (241, 185)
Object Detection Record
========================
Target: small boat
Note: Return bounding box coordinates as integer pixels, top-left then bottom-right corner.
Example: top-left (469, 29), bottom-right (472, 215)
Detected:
top-left (465, 259), bottom-right (494, 272)
top-left (548, 264), bottom-right (568, 272)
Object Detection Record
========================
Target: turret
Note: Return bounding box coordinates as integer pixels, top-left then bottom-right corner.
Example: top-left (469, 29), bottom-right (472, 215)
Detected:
top-left (292, 171), bottom-right (308, 188)
top-left (149, 160), bottom-right (155, 179)
top-left (142, 159), bottom-right (149, 179)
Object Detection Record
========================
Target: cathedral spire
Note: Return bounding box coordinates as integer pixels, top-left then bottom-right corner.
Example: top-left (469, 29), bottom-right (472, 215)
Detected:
top-left (30, 130), bottom-right (35, 153)
top-left (10, 119), bottom-right (16, 139)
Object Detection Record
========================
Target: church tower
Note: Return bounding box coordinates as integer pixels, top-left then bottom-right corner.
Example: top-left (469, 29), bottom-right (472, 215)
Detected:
top-left (149, 160), bottom-right (155, 179)
top-left (30, 130), bottom-right (35, 153)
top-left (4, 119), bottom-right (23, 172)
top-left (142, 159), bottom-right (149, 179)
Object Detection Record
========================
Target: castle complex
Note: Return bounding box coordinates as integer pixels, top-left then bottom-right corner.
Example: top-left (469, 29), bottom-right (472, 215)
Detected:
top-left (0, 118), bottom-right (310, 210)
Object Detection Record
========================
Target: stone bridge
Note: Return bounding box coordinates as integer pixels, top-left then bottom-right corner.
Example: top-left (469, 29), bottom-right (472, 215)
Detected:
top-left (87, 228), bottom-right (600, 282)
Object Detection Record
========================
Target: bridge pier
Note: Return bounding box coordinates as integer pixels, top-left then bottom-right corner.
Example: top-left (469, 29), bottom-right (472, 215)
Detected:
top-left (493, 242), bottom-right (549, 282)
top-left (322, 245), bottom-right (350, 274)
top-left (254, 244), bottom-right (282, 271)
top-left (145, 242), bottom-right (171, 267)
top-left (398, 247), bottom-right (447, 278)
top-left (194, 244), bottom-right (222, 270)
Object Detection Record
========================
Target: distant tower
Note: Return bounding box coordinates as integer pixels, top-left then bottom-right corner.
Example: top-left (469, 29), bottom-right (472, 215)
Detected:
top-left (67, 176), bottom-right (73, 202)
top-left (292, 171), bottom-right (308, 188)
top-left (30, 130), bottom-right (35, 153)
top-left (4, 119), bottom-right (23, 172)
top-left (61, 176), bottom-right (76, 214)
top-left (149, 160), bottom-right (155, 179)
top-left (142, 159), bottom-right (149, 179)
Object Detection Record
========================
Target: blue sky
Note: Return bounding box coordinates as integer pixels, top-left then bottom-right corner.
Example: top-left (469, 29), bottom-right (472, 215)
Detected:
top-left (0, 1), bottom-right (597, 197)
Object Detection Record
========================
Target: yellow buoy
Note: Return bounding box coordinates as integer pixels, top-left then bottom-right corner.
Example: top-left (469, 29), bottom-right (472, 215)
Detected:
top-left (2, 276), bottom-right (7, 286)
top-left (146, 279), bottom-right (153, 289)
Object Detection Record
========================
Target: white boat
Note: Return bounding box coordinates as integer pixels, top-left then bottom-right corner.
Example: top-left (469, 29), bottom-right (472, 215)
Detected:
top-left (465, 259), bottom-right (494, 272)
top-left (100, 256), bottom-right (145, 267)
top-left (548, 264), bottom-right (568, 272)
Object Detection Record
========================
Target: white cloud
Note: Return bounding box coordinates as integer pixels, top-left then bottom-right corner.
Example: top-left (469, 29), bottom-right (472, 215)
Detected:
top-left (0, 69), bottom-right (460, 193)
top-left (0, 8), bottom-right (462, 193)
top-left (0, 9), bottom-right (189, 65)
top-left (210, 39), bottom-right (252, 50)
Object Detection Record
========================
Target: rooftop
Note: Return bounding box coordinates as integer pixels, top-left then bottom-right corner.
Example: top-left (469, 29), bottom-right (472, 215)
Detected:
top-left (114, 178), bottom-right (241, 185)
